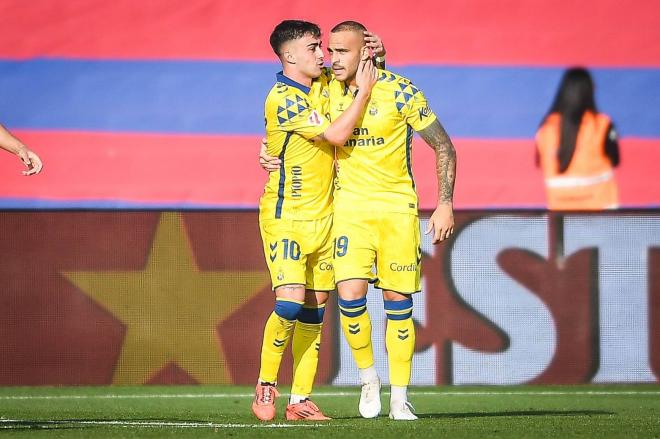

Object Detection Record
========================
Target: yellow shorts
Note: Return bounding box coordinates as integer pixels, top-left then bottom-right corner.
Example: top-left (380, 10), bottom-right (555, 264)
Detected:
top-left (332, 211), bottom-right (421, 294)
top-left (259, 214), bottom-right (334, 291)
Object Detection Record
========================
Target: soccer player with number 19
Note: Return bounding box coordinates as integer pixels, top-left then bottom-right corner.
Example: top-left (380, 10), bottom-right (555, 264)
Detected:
top-left (327, 21), bottom-right (457, 421)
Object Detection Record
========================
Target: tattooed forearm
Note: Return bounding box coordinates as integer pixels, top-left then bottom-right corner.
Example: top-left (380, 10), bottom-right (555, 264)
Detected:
top-left (418, 119), bottom-right (456, 204)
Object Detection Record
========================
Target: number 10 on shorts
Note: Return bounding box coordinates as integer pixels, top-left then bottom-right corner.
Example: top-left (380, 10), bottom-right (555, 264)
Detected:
top-left (271, 238), bottom-right (301, 261)
top-left (282, 239), bottom-right (301, 260)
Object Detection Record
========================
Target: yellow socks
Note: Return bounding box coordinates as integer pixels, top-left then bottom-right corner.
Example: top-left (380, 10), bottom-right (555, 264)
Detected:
top-left (290, 304), bottom-right (325, 397)
top-left (257, 298), bottom-right (303, 383)
top-left (338, 297), bottom-right (375, 369)
top-left (384, 298), bottom-right (415, 386)
top-left (291, 322), bottom-right (322, 396)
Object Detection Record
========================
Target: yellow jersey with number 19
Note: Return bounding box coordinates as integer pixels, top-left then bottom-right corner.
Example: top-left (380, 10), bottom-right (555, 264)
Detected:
top-left (329, 69), bottom-right (437, 214)
top-left (259, 70), bottom-right (334, 220)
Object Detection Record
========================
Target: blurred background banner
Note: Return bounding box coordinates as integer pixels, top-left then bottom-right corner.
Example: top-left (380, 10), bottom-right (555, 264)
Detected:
top-left (0, 0), bottom-right (659, 208)
top-left (1, 1), bottom-right (658, 388)
top-left (1, 211), bottom-right (658, 385)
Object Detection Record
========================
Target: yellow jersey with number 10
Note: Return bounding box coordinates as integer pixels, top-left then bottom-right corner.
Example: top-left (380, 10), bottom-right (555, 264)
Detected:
top-left (259, 70), bottom-right (334, 220)
top-left (329, 69), bottom-right (437, 214)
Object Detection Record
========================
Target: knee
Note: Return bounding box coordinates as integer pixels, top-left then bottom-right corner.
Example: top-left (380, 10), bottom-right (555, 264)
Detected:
top-left (383, 290), bottom-right (410, 302)
top-left (337, 279), bottom-right (368, 301)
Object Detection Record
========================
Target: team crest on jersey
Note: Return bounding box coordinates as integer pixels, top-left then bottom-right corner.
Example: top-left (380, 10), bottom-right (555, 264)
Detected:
top-left (308, 110), bottom-right (323, 126)
top-left (369, 101), bottom-right (378, 116)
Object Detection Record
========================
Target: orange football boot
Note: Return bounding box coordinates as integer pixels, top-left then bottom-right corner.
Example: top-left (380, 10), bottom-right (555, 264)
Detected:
top-left (285, 399), bottom-right (331, 421)
top-left (251, 383), bottom-right (279, 421)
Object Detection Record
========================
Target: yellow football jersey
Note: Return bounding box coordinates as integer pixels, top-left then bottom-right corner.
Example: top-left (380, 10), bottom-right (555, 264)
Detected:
top-left (329, 69), bottom-right (437, 214)
top-left (259, 70), bottom-right (334, 220)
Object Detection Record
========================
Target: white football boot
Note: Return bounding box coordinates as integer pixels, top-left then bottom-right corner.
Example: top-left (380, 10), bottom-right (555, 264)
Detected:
top-left (388, 400), bottom-right (418, 420)
top-left (358, 376), bottom-right (381, 418)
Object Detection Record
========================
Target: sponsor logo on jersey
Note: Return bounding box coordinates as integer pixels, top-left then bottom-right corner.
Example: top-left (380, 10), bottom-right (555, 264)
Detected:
top-left (276, 83), bottom-right (288, 93)
top-left (291, 166), bottom-right (303, 198)
top-left (344, 137), bottom-right (385, 147)
top-left (418, 106), bottom-right (432, 120)
top-left (389, 262), bottom-right (417, 272)
top-left (344, 127), bottom-right (385, 147)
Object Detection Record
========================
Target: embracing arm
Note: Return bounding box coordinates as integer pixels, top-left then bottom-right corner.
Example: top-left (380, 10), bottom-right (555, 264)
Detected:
top-left (417, 118), bottom-right (457, 243)
top-left (314, 51), bottom-right (377, 147)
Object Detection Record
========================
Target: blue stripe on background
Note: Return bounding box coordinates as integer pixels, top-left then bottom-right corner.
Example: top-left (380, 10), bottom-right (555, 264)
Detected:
top-left (0, 198), bottom-right (255, 210)
top-left (2, 198), bottom-right (658, 210)
top-left (1, 59), bottom-right (658, 138)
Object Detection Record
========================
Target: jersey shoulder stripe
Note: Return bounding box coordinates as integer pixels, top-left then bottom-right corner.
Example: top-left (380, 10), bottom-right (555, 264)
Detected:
top-left (376, 70), bottom-right (423, 113)
top-left (274, 92), bottom-right (310, 125)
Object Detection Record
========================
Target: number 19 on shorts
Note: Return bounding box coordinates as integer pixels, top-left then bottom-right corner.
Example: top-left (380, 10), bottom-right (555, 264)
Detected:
top-left (334, 236), bottom-right (349, 258)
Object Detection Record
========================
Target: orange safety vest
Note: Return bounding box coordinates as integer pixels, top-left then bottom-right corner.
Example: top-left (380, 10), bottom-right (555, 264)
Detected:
top-left (536, 111), bottom-right (619, 210)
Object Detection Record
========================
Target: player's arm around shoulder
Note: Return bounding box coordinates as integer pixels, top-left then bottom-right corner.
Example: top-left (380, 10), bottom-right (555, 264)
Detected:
top-left (259, 137), bottom-right (281, 172)
top-left (417, 118), bottom-right (457, 244)
top-left (260, 89), bottom-right (328, 172)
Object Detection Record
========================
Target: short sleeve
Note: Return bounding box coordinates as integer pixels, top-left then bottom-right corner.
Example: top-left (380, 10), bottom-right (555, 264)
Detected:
top-left (276, 93), bottom-right (330, 140)
top-left (394, 81), bottom-right (437, 132)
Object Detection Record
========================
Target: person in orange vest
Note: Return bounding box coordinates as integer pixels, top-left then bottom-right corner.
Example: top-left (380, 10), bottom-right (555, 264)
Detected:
top-left (0, 123), bottom-right (43, 175)
top-left (536, 68), bottom-right (619, 210)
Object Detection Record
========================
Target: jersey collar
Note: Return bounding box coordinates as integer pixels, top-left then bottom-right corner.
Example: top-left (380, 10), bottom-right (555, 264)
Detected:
top-left (341, 82), bottom-right (359, 98)
top-left (276, 72), bottom-right (311, 95)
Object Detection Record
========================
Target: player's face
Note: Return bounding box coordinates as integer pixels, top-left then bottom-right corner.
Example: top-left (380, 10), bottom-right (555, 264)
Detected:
top-left (284, 34), bottom-right (324, 79)
top-left (328, 30), bottom-right (364, 82)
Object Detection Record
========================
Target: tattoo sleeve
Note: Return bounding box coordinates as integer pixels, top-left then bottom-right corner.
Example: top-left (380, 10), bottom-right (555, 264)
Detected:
top-left (418, 119), bottom-right (457, 204)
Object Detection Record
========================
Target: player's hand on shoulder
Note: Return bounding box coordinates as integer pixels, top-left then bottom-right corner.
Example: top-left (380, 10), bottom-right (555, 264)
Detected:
top-left (259, 137), bottom-right (280, 172)
top-left (425, 203), bottom-right (455, 244)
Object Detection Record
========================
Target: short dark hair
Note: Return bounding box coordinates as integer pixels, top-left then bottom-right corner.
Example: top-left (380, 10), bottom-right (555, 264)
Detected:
top-left (270, 20), bottom-right (321, 55)
top-left (330, 20), bottom-right (367, 34)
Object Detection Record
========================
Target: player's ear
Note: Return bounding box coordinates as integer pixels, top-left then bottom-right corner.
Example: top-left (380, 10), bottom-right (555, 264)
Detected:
top-left (282, 50), bottom-right (296, 65)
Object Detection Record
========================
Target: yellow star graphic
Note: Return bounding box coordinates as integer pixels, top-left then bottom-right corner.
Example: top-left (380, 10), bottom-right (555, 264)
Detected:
top-left (62, 212), bottom-right (269, 384)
